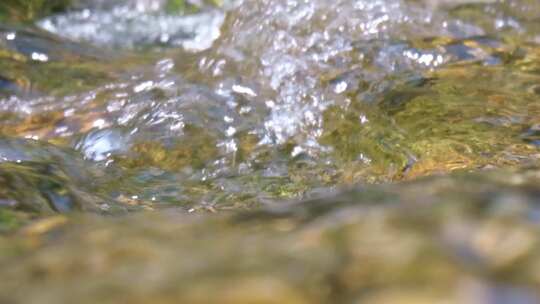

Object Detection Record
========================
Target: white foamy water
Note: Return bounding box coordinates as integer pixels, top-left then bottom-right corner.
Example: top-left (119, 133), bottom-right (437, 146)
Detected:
top-left (38, 1), bottom-right (226, 51)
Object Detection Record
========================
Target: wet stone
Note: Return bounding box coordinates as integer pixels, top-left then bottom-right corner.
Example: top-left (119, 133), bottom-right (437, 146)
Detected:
top-left (0, 0), bottom-right (538, 303)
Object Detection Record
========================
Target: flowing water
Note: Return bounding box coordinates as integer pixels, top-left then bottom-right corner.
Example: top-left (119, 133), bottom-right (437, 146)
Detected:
top-left (0, 0), bottom-right (540, 302)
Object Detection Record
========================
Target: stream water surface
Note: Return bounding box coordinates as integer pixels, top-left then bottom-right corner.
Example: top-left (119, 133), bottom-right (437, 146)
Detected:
top-left (0, 0), bottom-right (540, 303)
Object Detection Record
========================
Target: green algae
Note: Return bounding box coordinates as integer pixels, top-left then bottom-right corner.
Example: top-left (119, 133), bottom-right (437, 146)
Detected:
top-left (118, 126), bottom-right (219, 171)
top-left (0, 209), bottom-right (24, 232)
top-left (165, 0), bottom-right (224, 14)
top-left (320, 41), bottom-right (540, 182)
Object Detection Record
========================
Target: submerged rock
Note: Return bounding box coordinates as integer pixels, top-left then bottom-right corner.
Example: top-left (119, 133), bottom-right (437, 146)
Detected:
top-left (0, 23), bottom-right (114, 97)
top-left (1, 167), bottom-right (540, 303)
top-left (0, 137), bottom-right (136, 218)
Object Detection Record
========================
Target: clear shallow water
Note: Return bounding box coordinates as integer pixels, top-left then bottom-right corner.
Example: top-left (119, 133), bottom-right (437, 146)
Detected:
top-left (0, 0), bottom-right (540, 302)
top-left (0, 0), bottom-right (537, 211)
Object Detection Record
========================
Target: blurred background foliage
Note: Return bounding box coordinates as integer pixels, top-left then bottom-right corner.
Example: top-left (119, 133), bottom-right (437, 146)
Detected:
top-left (0, 0), bottom-right (74, 22)
top-left (0, 0), bottom-right (224, 23)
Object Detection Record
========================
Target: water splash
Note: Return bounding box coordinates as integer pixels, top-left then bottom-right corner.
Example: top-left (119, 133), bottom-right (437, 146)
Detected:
top-left (0, 0), bottom-right (538, 210)
top-left (38, 1), bottom-right (226, 51)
